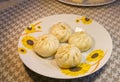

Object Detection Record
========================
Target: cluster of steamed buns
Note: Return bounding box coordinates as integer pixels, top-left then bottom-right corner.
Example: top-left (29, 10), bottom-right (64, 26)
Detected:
top-left (33, 22), bottom-right (93, 68)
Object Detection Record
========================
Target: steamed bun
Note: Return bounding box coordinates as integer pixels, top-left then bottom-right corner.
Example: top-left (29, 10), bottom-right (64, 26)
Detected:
top-left (33, 34), bottom-right (60, 57)
top-left (68, 32), bottom-right (93, 52)
top-left (50, 22), bottom-right (72, 42)
top-left (55, 44), bottom-right (82, 68)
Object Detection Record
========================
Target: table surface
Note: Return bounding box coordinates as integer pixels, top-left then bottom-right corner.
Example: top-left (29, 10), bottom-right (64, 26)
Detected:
top-left (0, 0), bottom-right (24, 10)
top-left (0, 0), bottom-right (120, 82)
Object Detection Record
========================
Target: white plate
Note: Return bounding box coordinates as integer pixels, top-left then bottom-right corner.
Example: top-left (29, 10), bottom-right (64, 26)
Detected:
top-left (18, 14), bottom-right (113, 79)
top-left (58, 0), bottom-right (116, 6)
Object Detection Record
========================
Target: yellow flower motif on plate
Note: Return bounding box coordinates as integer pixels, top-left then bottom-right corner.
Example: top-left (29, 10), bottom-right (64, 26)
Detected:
top-left (87, 49), bottom-right (104, 62)
top-left (76, 18), bottom-right (81, 23)
top-left (61, 63), bottom-right (91, 76)
top-left (37, 26), bottom-right (42, 29)
top-left (81, 16), bottom-right (92, 24)
top-left (22, 36), bottom-right (36, 49)
top-left (18, 47), bottom-right (27, 54)
top-left (25, 24), bottom-right (36, 33)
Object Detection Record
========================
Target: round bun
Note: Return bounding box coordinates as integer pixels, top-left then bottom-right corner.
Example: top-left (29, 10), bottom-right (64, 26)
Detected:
top-left (68, 31), bottom-right (93, 52)
top-left (33, 34), bottom-right (60, 57)
top-left (50, 22), bottom-right (72, 42)
top-left (55, 44), bottom-right (82, 68)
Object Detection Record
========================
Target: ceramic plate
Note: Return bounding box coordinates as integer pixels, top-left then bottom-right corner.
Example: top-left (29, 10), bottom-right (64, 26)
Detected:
top-left (18, 14), bottom-right (112, 79)
top-left (58, 0), bottom-right (116, 6)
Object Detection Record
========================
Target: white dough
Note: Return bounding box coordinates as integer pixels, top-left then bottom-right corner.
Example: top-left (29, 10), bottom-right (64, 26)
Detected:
top-left (68, 31), bottom-right (93, 52)
top-left (33, 34), bottom-right (60, 57)
top-left (55, 44), bottom-right (82, 68)
top-left (50, 22), bottom-right (72, 42)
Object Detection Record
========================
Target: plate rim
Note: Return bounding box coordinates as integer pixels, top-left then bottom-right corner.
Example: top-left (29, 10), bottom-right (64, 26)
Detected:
top-left (58, 0), bottom-right (116, 6)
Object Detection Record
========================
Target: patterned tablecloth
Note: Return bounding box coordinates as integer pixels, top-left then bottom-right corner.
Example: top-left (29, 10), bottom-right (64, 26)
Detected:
top-left (0, 0), bottom-right (120, 82)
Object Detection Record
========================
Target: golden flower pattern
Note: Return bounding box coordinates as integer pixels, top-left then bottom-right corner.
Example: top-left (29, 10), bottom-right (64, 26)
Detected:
top-left (22, 36), bottom-right (36, 49)
top-left (81, 16), bottom-right (93, 24)
top-left (24, 22), bottom-right (42, 35)
top-left (76, 18), bottom-right (81, 23)
top-left (18, 47), bottom-right (27, 54)
top-left (76, 16), bottom-right (93, 25)
top-left (25, 24), bottom-right (36, 33)
top-left (37, 26), bottom-right (42, 29)
top-left (61, 63), bottom-right (91, 76)
top-left (86, 49), bottom-right (104, 62)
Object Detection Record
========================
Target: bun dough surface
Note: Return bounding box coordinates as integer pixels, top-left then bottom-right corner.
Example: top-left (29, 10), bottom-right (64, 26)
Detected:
top-left (33, 34), bottom-right (60, 57)
top-left (50, 22), bottom-right (72, 42)
top-left (55, 44), bottom-right (82, 68)
top-left (68, 32), bottom-right (93, 52)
